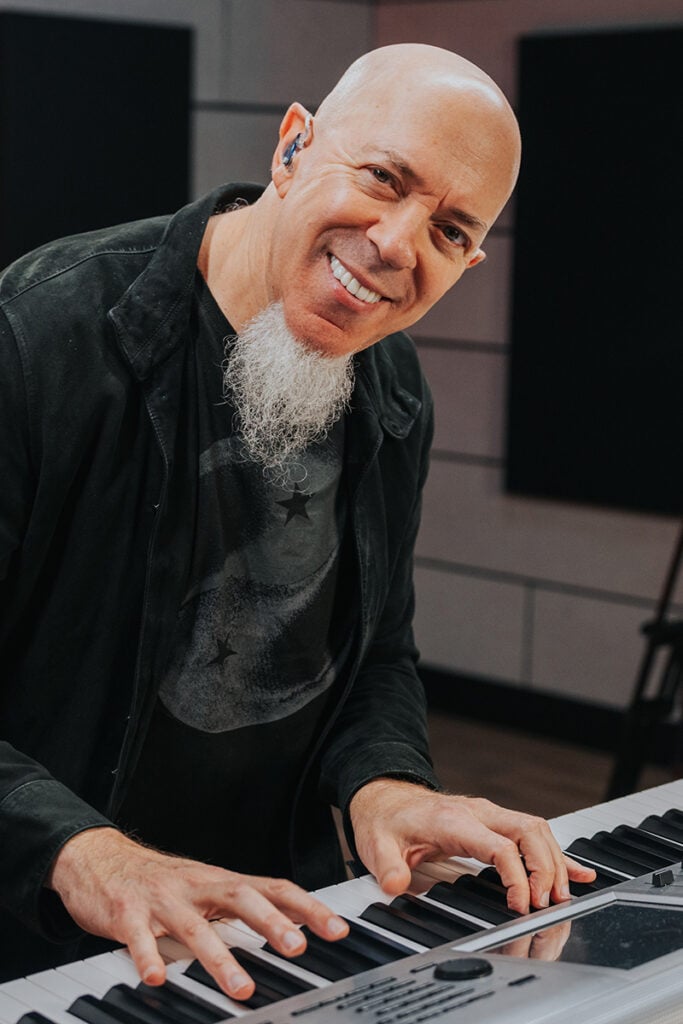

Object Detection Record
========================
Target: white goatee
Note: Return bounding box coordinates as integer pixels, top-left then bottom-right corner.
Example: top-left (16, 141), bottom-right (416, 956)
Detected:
top-left (223, 302), bottom-right (354, 478)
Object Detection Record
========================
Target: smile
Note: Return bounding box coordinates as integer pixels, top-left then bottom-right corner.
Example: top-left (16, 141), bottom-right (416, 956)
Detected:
top-left (329, 254), bottom-right (382, 304)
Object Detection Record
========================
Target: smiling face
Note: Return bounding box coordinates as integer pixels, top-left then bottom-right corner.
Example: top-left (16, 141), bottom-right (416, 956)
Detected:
top-left (264, 50), bottom-right (520, 357)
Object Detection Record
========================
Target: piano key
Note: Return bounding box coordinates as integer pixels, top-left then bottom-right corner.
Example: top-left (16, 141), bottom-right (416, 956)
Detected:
top-left (162, 964), bottom-right (242, 1020)
top-left (360, 902), bottom-right (455, 948)
top-left (567, 864), bottom-right (626, 897)
top-left (25, 973), bottom-right (91, 1005)
top-left (55, 966), bottom-right (114, 999)
top-left (0, 991), bottom-right (38, 1024)
top-left (264, 918), bottom-right (408, 983)
top-left (568, 831), bottom-right (677, 873)
top-left (83, 960), bottom-right (140, 988)
top-left (67, 993), bottom-right (144, 1024)
top-left (426, 873), bottom-right (519, 926)
top-left (388, 894), bottom-right (483, 939)
top-left (16, 1014), bottom-right (58, 1024)
top-left (611, 824), bottom-right (683, 860)
top-left (0, 982), bottom-right (73, 1024)
top-left (134, 984), bottom-right (224, 1024)
top-left (184, 948), bottom-right (314, 1011)
top-left (100, 984), bottom-right (216, 1024)
top-left (566, 835), bottom-right (662, 876)
top-left (639, 814), bottom-right (683, 845)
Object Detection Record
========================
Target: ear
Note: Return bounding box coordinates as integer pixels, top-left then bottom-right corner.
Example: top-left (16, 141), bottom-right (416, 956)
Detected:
top-left (466, 248), bottom-right (486, 269)
top-left (271, 102), bottom-right (314, 195)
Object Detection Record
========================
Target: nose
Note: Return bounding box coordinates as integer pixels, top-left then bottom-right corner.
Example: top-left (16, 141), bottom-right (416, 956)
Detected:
top-left (366, 201), bottom-right (425, 270)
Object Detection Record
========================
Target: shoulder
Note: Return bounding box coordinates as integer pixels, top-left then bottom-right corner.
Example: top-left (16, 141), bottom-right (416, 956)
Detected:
top-left (0, 214), bottom-right (169, 312)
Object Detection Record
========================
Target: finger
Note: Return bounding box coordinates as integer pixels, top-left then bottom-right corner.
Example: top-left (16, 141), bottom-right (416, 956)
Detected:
top-left (170, 908), bottom-right (255, 1000)
top-left (256, 877), bottom-right (348, 944)
top-left (564, 854), bottom-right (597, 881)
top-left (123, 917), bottom-right (167, 987)
top-left (517, 820), bottom-right (561, 910)
top-left (489, 837), bottom-right (532, 915)
top-left (361, 832), bottom-right (412, 895)
top-left (221, 880), bottom-right (327, 957)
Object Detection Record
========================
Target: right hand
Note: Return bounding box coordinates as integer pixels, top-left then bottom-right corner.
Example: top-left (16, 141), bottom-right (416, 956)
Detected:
top-left (47, 827), bottom-right (349, 1001)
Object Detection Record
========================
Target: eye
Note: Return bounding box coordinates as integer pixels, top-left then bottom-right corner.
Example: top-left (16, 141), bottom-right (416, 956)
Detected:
top-left (370, 166), bottom-right (394, 186)
top-left (441, 224), bottom-right (468, 248)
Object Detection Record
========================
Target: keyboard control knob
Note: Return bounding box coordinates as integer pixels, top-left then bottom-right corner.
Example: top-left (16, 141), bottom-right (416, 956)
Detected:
top-left (652, 868), bottom-right (675, 888)
top-left (434, 957), bottom-right (493, 981)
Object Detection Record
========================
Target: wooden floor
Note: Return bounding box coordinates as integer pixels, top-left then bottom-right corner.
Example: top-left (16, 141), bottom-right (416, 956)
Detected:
top-left (427, 709), bottom-right (676, 821)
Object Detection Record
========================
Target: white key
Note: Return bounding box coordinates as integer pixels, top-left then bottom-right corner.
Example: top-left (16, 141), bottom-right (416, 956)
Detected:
top-left (25, 970), bottom-right (87, 1003)
top-left (84, 953), bottom-right (140, 986)
top-left (1, 979), bottom-right (73, 1024)
top-left (0, 990), bottom-right (32, 1024)
top-left (54, 963), bottom-right (112, 997)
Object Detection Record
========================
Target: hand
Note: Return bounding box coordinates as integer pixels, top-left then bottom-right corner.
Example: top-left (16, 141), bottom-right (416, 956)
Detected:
top-left (349, 779), bottom-right (596, 914)
top-left (47, 827), bottom-right (348, 1001)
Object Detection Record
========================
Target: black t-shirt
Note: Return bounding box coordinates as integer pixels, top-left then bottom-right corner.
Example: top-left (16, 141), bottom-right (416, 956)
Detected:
top-left (118, 274), bottom-right (353, 877)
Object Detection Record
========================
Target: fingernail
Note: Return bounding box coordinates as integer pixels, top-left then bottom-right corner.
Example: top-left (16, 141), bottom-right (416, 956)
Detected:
top-left (560, 885), bottom-right (571, 900)
top-left (283, 929), bottom-right (304, 951)
top-left (540, 891), bottom-right (550, 907)
top-left (229, 972), bottom-right (251, 993)
top-left (326, 916), bottom-right (347, 938)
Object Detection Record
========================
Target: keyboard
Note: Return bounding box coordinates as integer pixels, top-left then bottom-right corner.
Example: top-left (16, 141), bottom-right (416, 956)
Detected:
top-left (3, 777), bottom-right (683, 1024)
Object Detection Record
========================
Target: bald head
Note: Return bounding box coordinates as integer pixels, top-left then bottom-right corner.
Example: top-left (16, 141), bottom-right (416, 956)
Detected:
top-left (316, 44), bottom-right (521, 221)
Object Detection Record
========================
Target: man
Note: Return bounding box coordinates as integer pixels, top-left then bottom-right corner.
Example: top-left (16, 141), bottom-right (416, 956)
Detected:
top-left (0, 43), bottom-right (594, 994)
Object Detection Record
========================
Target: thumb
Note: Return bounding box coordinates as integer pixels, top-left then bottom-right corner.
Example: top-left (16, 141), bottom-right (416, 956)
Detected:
top-left (367, 833), bottom-right (412, 895)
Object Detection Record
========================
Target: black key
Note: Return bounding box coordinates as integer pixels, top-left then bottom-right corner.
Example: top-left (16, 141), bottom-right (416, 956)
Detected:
top-left (103, 985), bottom-right (220, 1024)
top-left (186, 948), bottom-right (314, 1011)
top-left (17, 1015), bottom-right (58, 1024)
top-left (427, 876), bottom-right (519, 925)
top-left (578, 831), bottom-right (676, 872)
top-left (267, 927), bottom-right (379, 981)
top-left (640, 811), bottom-right (683, 845)
top-left (566, 836), bottom-right (654, 876)
top-left (68, 994), bottom-right (143, 1024)
top-left (361, 901), bottom-right (448, 948)
top-left (336, 919), bottom-right (413, 965)
top-left (265, 917), bottom-right (411, 983)
top-left (568, 864), bottom-right (624, 897)
top-left (390, 894), bottom-right (482, 940)
top-left (136, 983), bottom-right (225, 1024)
top-left (612, 825), bottom-right (683, 863)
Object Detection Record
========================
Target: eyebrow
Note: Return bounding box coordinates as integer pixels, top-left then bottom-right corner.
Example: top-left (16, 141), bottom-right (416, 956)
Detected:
top-left (373, 147), bottom-right (489, 234)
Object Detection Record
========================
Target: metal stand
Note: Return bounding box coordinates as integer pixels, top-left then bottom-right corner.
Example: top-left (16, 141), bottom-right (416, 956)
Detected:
top-left (606, 521), bottom-right (683, 800)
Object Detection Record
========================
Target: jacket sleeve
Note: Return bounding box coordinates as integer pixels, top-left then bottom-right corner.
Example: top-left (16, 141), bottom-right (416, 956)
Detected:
top-left (318, 380), bottom-right (441, 854)
top-left (0, 308), bottom-right (113, 940)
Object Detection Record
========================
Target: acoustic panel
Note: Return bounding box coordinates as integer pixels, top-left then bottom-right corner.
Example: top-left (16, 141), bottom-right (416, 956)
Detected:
top-left (506, 27), bottom-right (683, 517)
top-left (0, 12), bottom-right (191, 268)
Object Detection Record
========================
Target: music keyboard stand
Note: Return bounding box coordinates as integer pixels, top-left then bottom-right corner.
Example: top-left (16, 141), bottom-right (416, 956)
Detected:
top-left (606, 520), bottom-right (683, 799)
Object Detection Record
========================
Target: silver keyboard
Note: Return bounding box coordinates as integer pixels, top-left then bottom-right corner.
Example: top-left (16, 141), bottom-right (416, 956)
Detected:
top-left (3, 777), bottom-right (683, 1024)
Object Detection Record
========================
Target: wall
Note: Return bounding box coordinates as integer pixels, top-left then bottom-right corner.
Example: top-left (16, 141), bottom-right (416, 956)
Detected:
top-left (377, 0), bottom-right (683, 711)
top-left (0, 0), bottom-right (374, 204)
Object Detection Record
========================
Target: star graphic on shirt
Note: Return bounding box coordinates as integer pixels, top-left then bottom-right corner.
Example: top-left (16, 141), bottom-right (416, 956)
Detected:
top-left (207, 634), bottom-right (237, 668)
top-left (277, 483), bottom-right (313, 525)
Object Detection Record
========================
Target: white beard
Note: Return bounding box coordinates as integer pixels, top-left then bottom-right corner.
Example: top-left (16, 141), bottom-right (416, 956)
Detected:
top-left (223, 302), bottom-right (354, 479)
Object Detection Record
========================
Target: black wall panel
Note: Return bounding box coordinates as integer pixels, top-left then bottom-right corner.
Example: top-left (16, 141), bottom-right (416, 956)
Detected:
top-left (506, 27), bottom-right (682, 517)
top-left (0, 12), bottom-right (191, 269)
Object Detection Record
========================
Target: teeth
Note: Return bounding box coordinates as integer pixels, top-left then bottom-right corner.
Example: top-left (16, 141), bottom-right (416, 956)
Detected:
top-left (329, 255), bottom-right (382, 304)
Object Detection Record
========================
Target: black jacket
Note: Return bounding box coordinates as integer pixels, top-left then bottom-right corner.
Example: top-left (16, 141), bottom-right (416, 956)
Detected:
top-left (0, 184), bottom-right (438, 974)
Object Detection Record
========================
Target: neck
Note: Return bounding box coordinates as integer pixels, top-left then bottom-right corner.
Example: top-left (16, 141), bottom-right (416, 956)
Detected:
top-left (197, 185), bottom-right (276, 333)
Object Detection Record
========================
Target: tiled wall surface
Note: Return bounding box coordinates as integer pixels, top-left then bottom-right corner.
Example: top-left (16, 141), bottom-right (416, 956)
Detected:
top-left (3, 0), bottom-right (680, 712)
top-left (377, 0), bottom-right (683, 709)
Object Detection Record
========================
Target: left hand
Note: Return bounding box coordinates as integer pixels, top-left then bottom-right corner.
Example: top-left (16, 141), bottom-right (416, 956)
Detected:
top-left (349, 778), bottom-right (596, 914)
